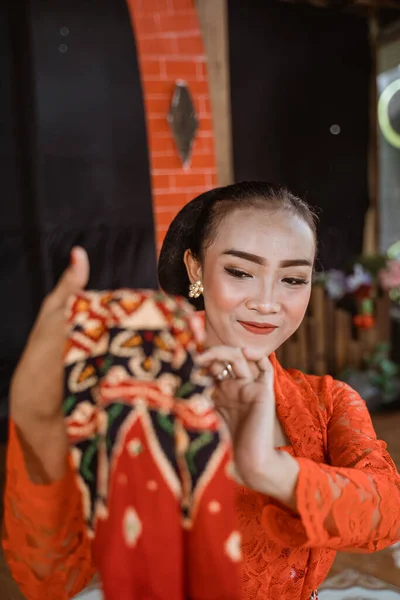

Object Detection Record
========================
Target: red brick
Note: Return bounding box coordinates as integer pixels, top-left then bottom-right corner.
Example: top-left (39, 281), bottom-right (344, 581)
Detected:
top-left (172, 173), bottom-right (207, 189)
top-left (188, 154), bottom-right (216, 169)
top-left (183, 81), bottom-right (209, 95)
top-left (193, 137), bottom-right (214, 155)
top-left (152, 173), bottom-right (172, 190)
top-left (209, 173), bottom-right (218, 187)
top-left (176, 35), bottom-right (204, 56)
top-left (155, 206), bottom-right (183, 214)
top-left (152, 151), bottom-right (176, 159)
top-left (131, 0), bottom-right (217, 247)
top-left (143, 81), bottom-right (174, 95)
top-left (132, 15), bottom-right (160, 36)
top-left (199, 97), bottom-right (212, 116)
top-left (155, 225), bottom-right (170, 236)
top-left (141, 58), bottom-right (165, 77)
top-left (139, 36), bottom-right (177, 57)
top-left (197, 117), bottom-right (214, 133)
top-left (170, 0), bottom-right (193, 10)
top-left (152, 154), bottom-right (182, 170)
top-left (135, 0), bottom-right (172, 13)
top-left (147, 116), bottom-right (170, 136)
top-left (197, 130), bottom-right (214, 138)
top-left (159, 13), bottom-right (198, 34)
top-left (157, 234), bottom-right (167, 249)
top-left (164, 59), bottom-right (198, 80)
top-left (149, 136), bottom-right (176, 154)
top-left (154, 193), bottom-right (189, 209)
top-left (196, 62), bottom-right (208, 80)
top-left (145, 96), bottom-right (170, 115)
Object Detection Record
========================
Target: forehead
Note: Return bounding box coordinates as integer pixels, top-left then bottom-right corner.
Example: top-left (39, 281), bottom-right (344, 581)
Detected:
top-left (209, 207), bottom-right (315, 260)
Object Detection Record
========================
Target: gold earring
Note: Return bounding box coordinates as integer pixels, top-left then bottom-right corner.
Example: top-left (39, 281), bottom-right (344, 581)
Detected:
top-left (188, 280), bottom-right (204, 299)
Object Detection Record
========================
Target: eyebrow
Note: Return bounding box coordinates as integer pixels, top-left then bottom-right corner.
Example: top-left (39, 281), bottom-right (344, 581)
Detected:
top-left (223, 249), bottom-right (313, 268)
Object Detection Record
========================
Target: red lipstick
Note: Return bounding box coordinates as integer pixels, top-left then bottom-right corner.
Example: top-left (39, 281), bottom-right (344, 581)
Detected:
top-left (238, 321), bottom-right (278, 335)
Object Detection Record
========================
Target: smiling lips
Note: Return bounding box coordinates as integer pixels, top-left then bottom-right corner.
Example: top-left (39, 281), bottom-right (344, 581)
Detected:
top-left (238, 321), bottom-right (278, 335)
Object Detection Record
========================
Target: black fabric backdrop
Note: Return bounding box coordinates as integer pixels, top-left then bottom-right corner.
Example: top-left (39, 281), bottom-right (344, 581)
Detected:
top-left (0, 0), bottom-right (157, 439)
top-left (228, 0), bottom-right (371, 272)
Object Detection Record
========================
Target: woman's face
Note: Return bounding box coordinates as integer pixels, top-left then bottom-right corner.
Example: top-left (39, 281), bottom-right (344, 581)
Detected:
top-left (185, 207), bottom-right (315, 354)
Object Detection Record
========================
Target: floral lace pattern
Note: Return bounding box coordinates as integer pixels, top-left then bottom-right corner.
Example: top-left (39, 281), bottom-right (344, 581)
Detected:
top-left (3, 423), bottom-right (96, 599)
top-left (236, 357), bottom-right (400, 599)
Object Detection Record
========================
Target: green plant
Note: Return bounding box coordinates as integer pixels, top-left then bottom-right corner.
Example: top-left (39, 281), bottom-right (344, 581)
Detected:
top-left (365, 343), bottom-right (400, 403)
top-left (339, 343), bottom-right (400, 405)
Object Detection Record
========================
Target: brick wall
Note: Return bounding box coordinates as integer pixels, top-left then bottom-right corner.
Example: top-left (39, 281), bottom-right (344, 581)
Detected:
top-left (126, 0), bottom-right (217, 252)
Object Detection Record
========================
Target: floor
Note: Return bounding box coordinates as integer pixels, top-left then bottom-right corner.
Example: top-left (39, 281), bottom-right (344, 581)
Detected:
top-left (1, 410), bottom-right (400, 599)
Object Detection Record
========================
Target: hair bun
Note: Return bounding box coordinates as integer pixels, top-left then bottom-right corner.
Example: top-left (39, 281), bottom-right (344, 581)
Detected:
top-left (158, 190), bottom-right (216, 309)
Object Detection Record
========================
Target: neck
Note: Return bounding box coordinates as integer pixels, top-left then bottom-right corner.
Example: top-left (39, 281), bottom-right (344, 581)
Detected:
top-left (204, 319), bottom-right (224, 349)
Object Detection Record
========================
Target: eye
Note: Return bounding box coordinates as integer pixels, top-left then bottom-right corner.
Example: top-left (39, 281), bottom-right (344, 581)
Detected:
top-left (282, 277), bottom-right (309, 286)
top-left (225, 267), bottom-right (252, 279)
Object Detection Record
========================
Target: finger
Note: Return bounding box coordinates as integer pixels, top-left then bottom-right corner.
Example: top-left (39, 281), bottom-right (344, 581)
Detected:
top-left (209, 361), bottom-right (228, 379)
top-left (47, 247), bottom-right (90, 311)
top-left (218, 355), bottom-right (251, 380)
top-left (196, 346), bottom-right (252, 380)
top-left (196, 346), bottom-right (242, 365)
top-left (242, 348), bottom-right (274, 381)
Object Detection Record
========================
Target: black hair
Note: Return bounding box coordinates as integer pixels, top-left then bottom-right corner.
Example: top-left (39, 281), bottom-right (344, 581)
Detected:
top-left (158, 181), bottom-right (318, 310)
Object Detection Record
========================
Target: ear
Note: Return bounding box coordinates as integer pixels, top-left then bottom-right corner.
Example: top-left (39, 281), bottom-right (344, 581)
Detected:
top-left (184, 250), bottom-right (203, 284)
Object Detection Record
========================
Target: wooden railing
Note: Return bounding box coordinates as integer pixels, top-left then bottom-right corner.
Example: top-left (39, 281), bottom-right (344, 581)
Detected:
top-left (276, 285), bottom-right (391, 375)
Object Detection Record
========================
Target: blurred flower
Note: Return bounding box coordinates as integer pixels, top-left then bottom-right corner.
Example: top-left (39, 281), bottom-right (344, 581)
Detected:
top-left (346, 264), bottom-right (373, 293)
top-left (324, 269), bottom-right (347, 300)
top-left (379, 259), bottom-right (400, 291)
top-left (353, 284), bottom-right (373, 301)
top-left (353, 314), bottom-right (375, 329)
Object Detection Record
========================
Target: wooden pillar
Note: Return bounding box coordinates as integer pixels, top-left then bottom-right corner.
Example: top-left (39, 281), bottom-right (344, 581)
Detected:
top-left (363, 10), bottom-right (380, 255)
top-left (195, 0), bottom-right (234, 186)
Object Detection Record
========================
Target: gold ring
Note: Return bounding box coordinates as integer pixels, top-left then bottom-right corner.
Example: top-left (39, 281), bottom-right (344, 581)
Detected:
top-left (216, 362), bottom-right (235, 381)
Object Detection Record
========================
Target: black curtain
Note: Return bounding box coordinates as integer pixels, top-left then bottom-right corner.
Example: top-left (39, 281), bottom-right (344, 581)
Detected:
top-left (0, 0), bottom-right (157, 439)
top-left (228, 0), bottom-right (371, 271)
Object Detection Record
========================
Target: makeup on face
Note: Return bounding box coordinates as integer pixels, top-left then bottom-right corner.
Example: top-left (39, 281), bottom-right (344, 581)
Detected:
top-left (198, 209), bottom-right (315, 352)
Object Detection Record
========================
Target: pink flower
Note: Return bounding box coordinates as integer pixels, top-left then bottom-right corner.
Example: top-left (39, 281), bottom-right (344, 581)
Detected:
top-left (379, 260), bottom-right (400, 290)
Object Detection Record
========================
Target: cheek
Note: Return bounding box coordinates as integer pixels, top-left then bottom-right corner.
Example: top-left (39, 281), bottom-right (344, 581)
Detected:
top-left (285, 288), bottom-right (311, 323)
top-left (204, 270), bottom-right (244, 313)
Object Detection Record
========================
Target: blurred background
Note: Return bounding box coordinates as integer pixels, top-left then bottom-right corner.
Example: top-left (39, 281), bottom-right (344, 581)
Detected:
top-left (1, 0), bottom-right (400, 597)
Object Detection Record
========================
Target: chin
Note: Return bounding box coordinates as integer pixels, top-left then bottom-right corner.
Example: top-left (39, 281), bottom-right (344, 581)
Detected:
top-left (233, 331), bottom-right (282, 355)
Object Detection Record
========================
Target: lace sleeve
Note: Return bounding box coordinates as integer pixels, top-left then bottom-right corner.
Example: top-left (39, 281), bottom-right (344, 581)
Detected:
top-left (2, 420), bottom-right (96, 599)
top-left (263, 381), bottom-right (400, 552)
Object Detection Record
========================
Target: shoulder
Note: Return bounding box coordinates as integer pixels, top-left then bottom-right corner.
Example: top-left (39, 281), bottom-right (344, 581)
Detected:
top-left (283, 368), bottom-right (360, 413)
top-left (285, 368), bottom-right (335, 398)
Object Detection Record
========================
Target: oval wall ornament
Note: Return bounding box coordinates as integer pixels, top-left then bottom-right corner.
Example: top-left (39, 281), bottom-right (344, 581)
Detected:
top-left (378, 78), bottom-right (400, 150)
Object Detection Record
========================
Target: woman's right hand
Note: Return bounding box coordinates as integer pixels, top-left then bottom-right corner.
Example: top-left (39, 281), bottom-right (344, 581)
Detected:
top-left (10, 247), bottom-right (89, 482)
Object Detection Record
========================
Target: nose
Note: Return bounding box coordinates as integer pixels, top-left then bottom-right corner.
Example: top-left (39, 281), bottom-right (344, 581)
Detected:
top-left (246, 281), bottom-right (281, 314)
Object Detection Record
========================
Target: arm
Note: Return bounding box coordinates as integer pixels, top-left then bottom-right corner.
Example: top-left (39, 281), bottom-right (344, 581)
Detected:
top-left (2, 248), bottom-right (96, 598)
top-left (2, 419), bottom-right (95, 600)
top-left (260, 381), bottom-right (400, 551)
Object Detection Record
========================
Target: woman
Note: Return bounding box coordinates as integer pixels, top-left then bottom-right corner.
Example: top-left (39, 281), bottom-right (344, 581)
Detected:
top-left (158, 181), bottom-right (400, 598)
top-left (3, 182), bottom-right (400, 600)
